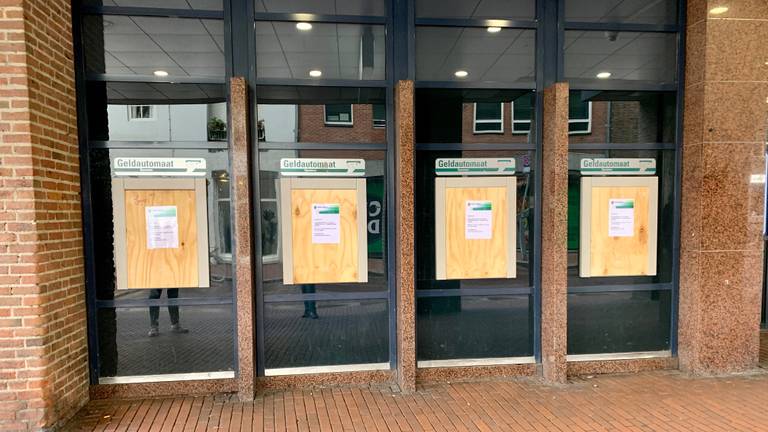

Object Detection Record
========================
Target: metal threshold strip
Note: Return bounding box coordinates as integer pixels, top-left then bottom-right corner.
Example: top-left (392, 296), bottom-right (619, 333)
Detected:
top-left (99, 371), bottom-right (235, 384)
top-left (264, 363), bottom-right (390, 376)
top-left (567, 350), bottom-right (672, 362)
top-left (417, 356), bottom-right (536, 368)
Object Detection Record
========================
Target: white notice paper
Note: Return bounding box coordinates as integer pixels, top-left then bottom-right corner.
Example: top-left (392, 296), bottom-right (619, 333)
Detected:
top-left (608, 199), bottom-right (635, 237)
top-left (311, 203), bottom-right (341, 244)
top-left (465, 200), bottom-right (493, 240)
top-left (145, 206), bottom-right (179, 249)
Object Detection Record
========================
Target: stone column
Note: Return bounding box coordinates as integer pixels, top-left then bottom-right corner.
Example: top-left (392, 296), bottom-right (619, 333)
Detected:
top-left (230, 77), bottom-right (257, 399)
top-left (540, 83), bottom-right (570, 384)
top-left (678, 0), bottom-right (768, 374)
top-left (395, 80), bottom-right (416, 392)
top-left (0, 0), bottom-right (90, 430)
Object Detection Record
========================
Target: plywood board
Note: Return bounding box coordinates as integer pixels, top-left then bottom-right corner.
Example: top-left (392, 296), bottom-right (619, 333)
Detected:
top-left (113, 178), bottom-right (209, 290)
top-left (280, 178), bottom-right (368, 284)
top-left (580, 176), bottom-right (658, 277)
top-left (435, 177), bottom-right (516, 280)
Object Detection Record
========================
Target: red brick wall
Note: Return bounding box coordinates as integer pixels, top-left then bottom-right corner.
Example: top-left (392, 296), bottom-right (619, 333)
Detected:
top-left (298, 104), bottom-right (387, 143)
top-left (0, 1), bottom-right (89, 430)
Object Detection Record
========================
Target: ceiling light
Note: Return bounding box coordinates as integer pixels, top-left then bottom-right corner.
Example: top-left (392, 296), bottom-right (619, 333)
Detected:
top-left (709, 6), bottom-right (728, 14)
top-left (309, 70), bottom-right (322, 77)
top-left (296, 22), bottom-right (313, 31)
top-left (153, 70), bottom-right (169, 77)
top-left (596, 71), bottom-right (612, 79)
top-left (487, 27), bottom-right (502, 33)
top-left (454, 70), bottom-right (469, 78)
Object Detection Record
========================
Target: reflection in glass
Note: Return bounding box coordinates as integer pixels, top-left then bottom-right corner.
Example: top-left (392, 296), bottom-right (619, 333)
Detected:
top-left (564, 0), bottom-right (677, 25)
top-left (416, 27), bottom-right (535, 83)
top-left (417, 296), bottom-right (533, 360)
top-left (564, 31), bottom-right (677, 85)
top-left (255, 22), bottom-right (385, 80)
top-left (416, 0), bottom-right (535, 20)
top-left (84, 0), bottom-right (223, 10)
top-left (568, 291), bottom-right (671, 354)
top-left (83, 15), bottom-right (225, 79)
top-left (254, 0), bottom-right (387, 16)
top-left (264, 300), bottom-right (388, 369)
top-left (566, 149), bottom-right (675, 286)
top-left (98, 305), bottom-right (234, 377)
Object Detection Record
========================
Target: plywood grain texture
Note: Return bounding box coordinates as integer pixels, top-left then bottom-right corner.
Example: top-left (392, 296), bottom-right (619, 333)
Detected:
top-left (290, 188), bottom-right (360, 284)
top-left (580, 176), bottom-right (658, 277)
top-left (125, 189), bottom-right (199, 288)
top-left (445, 187), bottom-right (508, 279)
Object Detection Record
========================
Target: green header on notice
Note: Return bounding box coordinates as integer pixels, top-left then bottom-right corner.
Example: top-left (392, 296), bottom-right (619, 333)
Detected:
top-left (435, 158), bottom-right (516, 176)
top-left (580, 158), bottom-right (656, 175)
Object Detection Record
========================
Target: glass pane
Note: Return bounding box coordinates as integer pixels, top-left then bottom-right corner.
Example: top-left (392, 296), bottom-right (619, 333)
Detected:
top-left (564, 31), bottom-right (677, 86)
top-left (568, 91), bottom-right (676, 145)
top-left (264, 300), bottom-right (388, 369)
top-left (416, 27), bottom-right (535, 83)
top-left (256, 86), bottom-right (386, 144)
top-left (87, 82), bottom-right (226, 142)
top-left (568, 121), bottom-right (590, 133)
top-left (254, 0), bottom-right (387, 16)
top-left (372, 103), bottom-right (386, 128)
top-left (475, 122), bottom-right (503, 132)
top-left (83, 15), bottom-right (225, 80)
top-left (566, 149), bottom-right (676, 287)
top-left (259, 149), bottom-right (388, 294)
top-left (85, 0), bottom-right (223, 10)
top-left (476, 103), bottom-right (502, 121)
top-left (98, 305), bottom-right (234, 377)
top-left (415, 150), bottom-right (536, 290)
top-left (569, 97), bottom-right (589, 120)
top-left (512, 93), bottom-right (533, 121)
top-left (255, 22), bottom-right (385, 80)
top-left (417, 295), bottom-right (533, 360)
top-left (416, 89), bottom-right (535, 144)
top-left (564, 0), bottom-right (677, 25)
top-left (89, 148), bottom-right (234, 301)
top-left (568, 290), bottom-right (671, 354)
top-left (416, 0), bottom-right (535, 20)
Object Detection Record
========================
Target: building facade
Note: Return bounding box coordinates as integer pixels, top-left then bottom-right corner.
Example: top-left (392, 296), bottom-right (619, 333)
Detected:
top-left (0, 0), bottom-right (767, 430)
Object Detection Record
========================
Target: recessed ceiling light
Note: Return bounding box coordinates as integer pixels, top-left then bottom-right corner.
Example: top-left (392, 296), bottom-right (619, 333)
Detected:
top-left (709, 6), bottom-right (728, 14)
top-left (596, 71), bottom-right (612, 79)
top-left (309, 70), bottom-right (322, 77)
top-left (153, 70), bottom-right (169, 77)
top-left (296, 22), bottom-right (313, 31)
top-left (487, 27), bottom-right (502, 33)
top-left (103, 19), bottom-right (114, 28)
top-left (454, 70), bottom-right (469, 78)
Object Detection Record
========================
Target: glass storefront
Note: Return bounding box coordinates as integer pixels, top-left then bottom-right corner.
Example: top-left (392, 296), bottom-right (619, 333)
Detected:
top-left (74, 0), bottom-right (684, 383)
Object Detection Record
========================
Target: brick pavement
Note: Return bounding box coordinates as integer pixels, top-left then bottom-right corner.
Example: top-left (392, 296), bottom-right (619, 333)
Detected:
top-left (66, 341), bottom-right (768, 432)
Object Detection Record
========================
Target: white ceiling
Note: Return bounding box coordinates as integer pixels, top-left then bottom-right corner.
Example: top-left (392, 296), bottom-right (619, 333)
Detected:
top-left (93, 0), bottom-right (223, 10)
top-left (96, 15), bottom-right (225, 78)
top-left (416, 0), bottom-right (535, 20)
top-left (415, 27), bottom-right (535, 82)
top-left (564, 31), bottom-right (677, 83)
top-left (254, 0), bottom-right (387, 16)
top-left (564, 0), bottom-right (676, 24)
top-left (107, 82), bottom-right (224, 103)
top-left (255, 22), bottom-right (386, 80)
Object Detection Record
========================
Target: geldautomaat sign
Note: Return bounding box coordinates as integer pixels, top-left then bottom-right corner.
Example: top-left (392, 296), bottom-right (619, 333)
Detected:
top-left (435, 158), bottom-right (516, 176)
top-left (279, 158), bottom-right (366, 177)
top-left (579, 158), bottom-right (656, 175)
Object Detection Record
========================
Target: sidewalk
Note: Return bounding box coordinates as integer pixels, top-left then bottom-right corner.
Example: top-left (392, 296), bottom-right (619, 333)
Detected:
top-left (64, 332), bottom-right (768, 432)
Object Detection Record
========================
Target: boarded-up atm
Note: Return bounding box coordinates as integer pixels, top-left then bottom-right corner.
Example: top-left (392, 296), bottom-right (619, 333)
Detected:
top-left (111, 157), bottom-right (210, 290)
top-left (434, 158), bottom-right (517, 280)
top-left (579, 158), bottom-right (658, 277)
top-left (279, 158), bottom-right (368, 285)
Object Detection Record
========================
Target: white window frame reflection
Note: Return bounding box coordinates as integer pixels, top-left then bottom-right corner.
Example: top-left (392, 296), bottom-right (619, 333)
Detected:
top-left (261, 178), bottom-right (281, 265)
top-left (473, 102), bottom-right (504, 134)
top-left (212, 170), bottom-right (232, 262)
top-left (127, 105), bottom-right (155, 121)
top-left (568, 101), bottom-right (592, 135)
top-left (510, 101), bottom-right (532, 134)
top-left (324, 104), bottom-right (354, 126)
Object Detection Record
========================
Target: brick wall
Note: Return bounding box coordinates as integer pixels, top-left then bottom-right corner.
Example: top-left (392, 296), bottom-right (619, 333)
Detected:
top-left (0, 0), bottom-right (89, 430)
top-left (298, 104), bottom-right (387, 143)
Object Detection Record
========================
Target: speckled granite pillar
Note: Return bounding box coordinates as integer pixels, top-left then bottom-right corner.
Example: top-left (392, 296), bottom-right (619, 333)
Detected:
top-left (678, 0), bottom-right (767, 374)
top-left (540, 83), bottom-right (569, 384)
top-left (230, 77), bottom-right (256, 399)
top-left (395, 80), bottom-right (416, 392)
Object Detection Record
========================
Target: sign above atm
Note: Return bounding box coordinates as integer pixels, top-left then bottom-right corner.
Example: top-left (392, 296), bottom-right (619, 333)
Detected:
top-left (435, 158), bottom-right (516, 176)
top-left (580, 158), bottom-right (656, 175)
top-left (280, 158), bottom-right (366, 177)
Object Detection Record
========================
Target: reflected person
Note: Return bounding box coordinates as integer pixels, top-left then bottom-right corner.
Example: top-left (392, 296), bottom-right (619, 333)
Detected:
top-left (302, 284), bottom-right (318, 319)
top-left (148, 288), bottom-right (189, 336)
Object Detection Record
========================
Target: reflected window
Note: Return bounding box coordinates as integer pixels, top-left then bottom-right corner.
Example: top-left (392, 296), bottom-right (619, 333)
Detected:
top-left (213, 171), bottom-right (232, 258)
top-left (127, 105), bottom-right (154, 121)
top-left (324, 104), bottom-right (354, 126)
top-left (473, 103), bottom-right (504, 133)
top-left (511, 94), bottom-right (533, 134)
top-left (569, 98), bottom-right (592, 134)
top-left (372, 104), bottom-right (386, 128)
